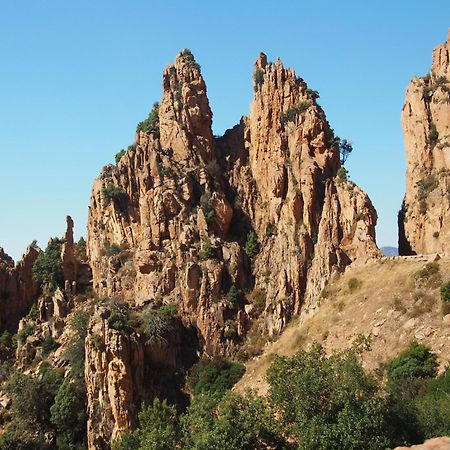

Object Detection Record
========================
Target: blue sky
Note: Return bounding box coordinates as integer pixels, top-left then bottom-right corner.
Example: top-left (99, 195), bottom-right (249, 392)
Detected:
top-left (0, 1), bottom-right (449, 260)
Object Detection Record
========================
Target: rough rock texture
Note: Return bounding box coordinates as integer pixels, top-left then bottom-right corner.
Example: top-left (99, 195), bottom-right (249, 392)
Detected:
top-left (0, 245), bottom-right (41, 331)
top-left (219, 53), bottom-right (380, 324)
top-left (87, 50), bottom-right (380, 357)
top-left (85, 305), bottom-right (196, 449)
top-left (84, 50), bottom-right (381, 448)
top-left (399, 29), bottom-right (450, 255)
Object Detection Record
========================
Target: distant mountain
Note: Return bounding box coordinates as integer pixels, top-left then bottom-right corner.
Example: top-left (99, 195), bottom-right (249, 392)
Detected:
top-left (381, 246), bottom-right (398, 257)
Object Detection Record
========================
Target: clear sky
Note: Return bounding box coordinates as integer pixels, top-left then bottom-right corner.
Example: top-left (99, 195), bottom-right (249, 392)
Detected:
top-left (1, 1), bottom-right (449, 261)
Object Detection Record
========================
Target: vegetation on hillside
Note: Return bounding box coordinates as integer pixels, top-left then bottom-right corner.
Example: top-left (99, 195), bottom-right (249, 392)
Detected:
top-left (112, 340), bottom-right (450, 450)
top-left (32, 238), bottom-right (64, 291)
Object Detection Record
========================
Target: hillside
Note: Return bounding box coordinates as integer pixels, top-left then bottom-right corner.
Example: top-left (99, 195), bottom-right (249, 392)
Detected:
top-left (237, 255), bottom-right (450, 394)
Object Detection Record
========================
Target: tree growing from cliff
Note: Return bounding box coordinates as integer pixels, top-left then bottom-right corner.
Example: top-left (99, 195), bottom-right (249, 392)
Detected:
top-left (32, 238), bottom-right (64, 291)
top-left (338, 138), bottom-right (353, 165)
top-left (245, 230), bottom-right (259, 258)
top-left (136, 102), bottom-right (160, 137)
top-left (102, 184), bottom-right (127, 207)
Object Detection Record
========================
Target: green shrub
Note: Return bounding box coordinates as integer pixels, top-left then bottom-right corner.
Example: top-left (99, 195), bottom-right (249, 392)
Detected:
top-left (181, 391), bottom-right (286, 450)
top-left (387, 341), bottom-right (438, 384)
top-left (306, 88), bottom-right (320, 99)
top-left (139, 306), bottom-right (177, 343)
top-left (50, 378), bottom-right (87, 449)
top-left (413, 262), bottom-right (440, 285)
top-left (32, 238), bottom-right (64, 291)
top-left (113, 398), bottom-right (179, 450)
top-left (414, 369), bottom-right (450, 439)
top-left (199, 242), bottom-right (217, 260)
top-left (91, 334), bottom-right (104, 351)
top-left (102, 184), bottom-right (126, 206)
top-left (136, 102), bottom-right (160, 137)
top-left (27, 303), bottom-right (39, 320)
top-left (158, 303), bottom-right (177, 319)
top-left (253, 68), bottom-right (264, 91)
top-left (336, 166), bottom-right (348, 181)
top-left (417, 175), bottom-right (438, 197)
top-left (104, 243), bottom-right (123, 257)
top-left (251, 288), bottom-right (266, 314)
top-left (267, 343), bottom-right (391, 449)
top-left (75, 236), bottom-right (87, 260)
top-left (433, 231), bottom-right (440, 238)
top-left (64, 309), bottom-right (91, 379)
top-left (107, 311), bottom-right (127, 332)
top-left (338, 138), bottom-right (353, 165)
top-left (280, 101), bottom-right (311, 124)
top-left (245, 230), bottom-right (259, 258)
top-left (348, 277), bottom-right (361, 293)
top-left (440, 282), bottom-right (450, 302)
top-left (180, 49), bottom-right (201, 71)
top-left (227, 285), bottom-right (241, 304)
top-left (224, 327), bottom-right (237, 340)
top-left (41, 334), bottom-right (60, 356)
top-left (17, 323), bottom-right (35, 344)
top-left (3, 366), bottom-right (63, 446)
top-left (200, 191), bottom-right (216, 224)
top-left (187, 356), bottom-right (245, 397)
top-left (159, 165), bottom-right (173, 177)
top-left (115, 149), bottom-right (126, 164)
top-left (0, 330), bottom-right (16, 352)
top-left (428, 123), bottom-right (439, 147)
top-left (266, 223), bottom-right (276, 237)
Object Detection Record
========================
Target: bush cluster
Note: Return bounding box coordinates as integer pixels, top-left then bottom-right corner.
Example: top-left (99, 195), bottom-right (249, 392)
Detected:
top-left (136, 102), bottom-right (160, 137)
top-left (180, 49), bottom-right (201, 71)
top-left (245, 230), bottom-right (259, 258)
top-left (139, 303), bottom-right (178, 343)
top-left (280, 101), bottom-right (311, 124)
top-left (112, 339), bottom-right (450, 450)
top-left (200, 192), bottom-right (215, 224)
top-left (32, 238), bottom-right (64, 291)
top-left (253, 69), bottom-right (264, 91)
top-left (102, 184), bottom-right (126, 206)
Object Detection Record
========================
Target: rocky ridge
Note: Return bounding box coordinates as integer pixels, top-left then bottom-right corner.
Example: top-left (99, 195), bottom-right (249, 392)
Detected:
top-left (399, 29), bottom-right (450, 255)
top-left (0, 245), bottom-right (40, 331)
top-left (84, 49), bottom-right (381, 448)
top-left (87, 50), bottom-right (379, 351)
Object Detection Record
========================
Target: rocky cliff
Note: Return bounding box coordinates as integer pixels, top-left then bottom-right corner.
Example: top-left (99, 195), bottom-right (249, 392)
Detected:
top-left (84, 50), bottom-right (381, 447)
top-left (87, 50), bottom-right (380, 355)
top-left (0, 245), bottom-right (40, 331)
top-left (399, 29), bottom-right (450, 255)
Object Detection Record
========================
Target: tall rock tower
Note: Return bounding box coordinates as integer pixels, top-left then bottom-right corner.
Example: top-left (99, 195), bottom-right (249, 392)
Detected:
top-left (399, 29), bottom-right (450, 255)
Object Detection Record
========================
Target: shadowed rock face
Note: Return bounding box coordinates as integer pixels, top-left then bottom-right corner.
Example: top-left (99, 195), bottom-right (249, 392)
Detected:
top-left (0, 246), bottom-right (41, 331)
top-left (87, 49), bottom-right (379, 352)
top-left (399, 29), bottom-right (450, 255)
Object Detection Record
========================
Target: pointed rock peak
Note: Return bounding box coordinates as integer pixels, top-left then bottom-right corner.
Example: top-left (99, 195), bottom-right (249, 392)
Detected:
top-left (0, 247), bottom-right (14, 268)
top-left (255, 52), bottom-right (267, 69)
top-left (65, 215), bottom-right (74, 246)
top-left (159, 49), bottom-right (214, 161)
top-left (174, 48), bottom-right (202, 73)
top-left (431, 28), bottom-right (450, 77)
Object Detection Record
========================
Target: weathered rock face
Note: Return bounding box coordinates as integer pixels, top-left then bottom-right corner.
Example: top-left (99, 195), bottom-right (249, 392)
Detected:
top-left (87, 50), bottom-right (379, 354)
top-left (219, 54), bottom-right (380, 326)
top-left (62, 215), bottom-right (78, 291)
top-left (0, 245), bottom-right (41, 331)
top-left (85, 305), bottom-right (196, 449)
top-left (399, 29), bottom-right (450, 255)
